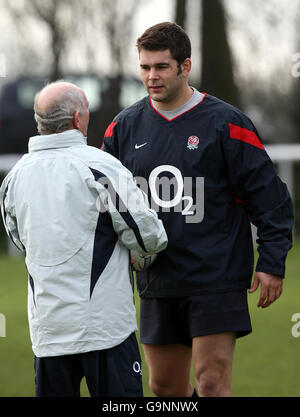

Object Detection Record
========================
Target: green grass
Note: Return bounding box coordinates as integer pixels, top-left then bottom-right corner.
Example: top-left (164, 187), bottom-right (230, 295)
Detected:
top-left (232, 242), bottom-right (300, 397)
top-left (0, 242), bottom-right (299, 397)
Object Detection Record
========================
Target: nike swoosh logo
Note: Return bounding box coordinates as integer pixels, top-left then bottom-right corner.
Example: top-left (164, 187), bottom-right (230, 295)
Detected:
top-left (135, 142), bottom-right (148, 149)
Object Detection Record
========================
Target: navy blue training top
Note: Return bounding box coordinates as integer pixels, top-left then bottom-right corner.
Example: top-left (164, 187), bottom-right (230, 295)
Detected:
top-left (102, 93), bottom-right (294, 298)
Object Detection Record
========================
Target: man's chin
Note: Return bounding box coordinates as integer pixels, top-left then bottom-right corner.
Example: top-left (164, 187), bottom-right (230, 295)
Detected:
top-left (149, 93), bottom-right (167, 103)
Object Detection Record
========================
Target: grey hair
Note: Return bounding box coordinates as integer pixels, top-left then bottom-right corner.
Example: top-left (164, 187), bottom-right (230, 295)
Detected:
top-left (34, 80), bottom-right (86, 135)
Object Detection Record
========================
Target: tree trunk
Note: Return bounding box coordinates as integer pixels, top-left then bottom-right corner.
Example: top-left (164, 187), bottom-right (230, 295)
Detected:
top-left (200, 0), bottom-right (240, 108)
top-left (175, 0), bottom-right (187, 29)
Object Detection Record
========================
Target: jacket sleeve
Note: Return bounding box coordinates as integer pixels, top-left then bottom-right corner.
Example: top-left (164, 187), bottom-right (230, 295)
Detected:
top-left (91, 159), bottom-right (168, 256)
top-left (0, 175), bottom-right (24, 252)
top-left (101, 120), bottom-right (119, 158)
top-left (221, 111), bottom-right (294, 278)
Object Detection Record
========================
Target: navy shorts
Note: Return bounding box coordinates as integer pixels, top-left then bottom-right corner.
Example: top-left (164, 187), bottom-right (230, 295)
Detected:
top-left (34, 332), bottom-right (143, 397)
top-left (140, 290), bottom-right (252, 346)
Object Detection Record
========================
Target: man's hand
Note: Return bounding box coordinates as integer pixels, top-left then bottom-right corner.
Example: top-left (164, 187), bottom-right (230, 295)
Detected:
top-left (248, 272), bottom-right (283, 308)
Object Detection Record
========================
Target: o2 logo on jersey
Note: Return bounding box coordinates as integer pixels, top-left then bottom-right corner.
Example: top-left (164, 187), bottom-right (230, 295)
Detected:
top-left (140, 165), bottom-right (204, 224)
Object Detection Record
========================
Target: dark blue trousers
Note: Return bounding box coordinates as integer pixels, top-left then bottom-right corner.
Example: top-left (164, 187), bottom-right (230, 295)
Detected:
top-left (34, 332), bottom-right (143, 397)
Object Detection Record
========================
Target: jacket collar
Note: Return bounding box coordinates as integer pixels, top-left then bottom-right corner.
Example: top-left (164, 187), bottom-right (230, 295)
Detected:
top-left (28, 129), bottom-right (87, 153)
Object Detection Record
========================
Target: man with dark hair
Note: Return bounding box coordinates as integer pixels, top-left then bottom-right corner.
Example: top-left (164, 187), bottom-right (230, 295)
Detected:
top-left (136, 21), bottom-right (191, 69)
top-left (102, 22), bottom-right (293, 397)
top-left (0, 80), bottom-right (167, 397)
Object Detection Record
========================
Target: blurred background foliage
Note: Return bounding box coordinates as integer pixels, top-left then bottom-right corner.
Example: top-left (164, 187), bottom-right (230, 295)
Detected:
top-left (0, 0), bottom-right (300, 397)
top-left (0, 0), bottom-right (300, 146)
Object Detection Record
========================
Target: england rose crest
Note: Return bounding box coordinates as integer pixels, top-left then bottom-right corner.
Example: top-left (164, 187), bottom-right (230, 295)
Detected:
top-left (187, 136), bottom-right (199, 150)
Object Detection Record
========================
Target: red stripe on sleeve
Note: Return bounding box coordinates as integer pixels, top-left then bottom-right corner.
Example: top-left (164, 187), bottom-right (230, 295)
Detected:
top-left (228, 123), bottom-right (264, 150)
top-left (104, 122), bottom-right (117, 138)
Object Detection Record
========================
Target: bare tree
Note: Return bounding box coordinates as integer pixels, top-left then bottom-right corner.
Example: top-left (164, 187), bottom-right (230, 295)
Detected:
top-left (3, 0), bottom-right (140, 79)
top-left (2, 0), bottom-right (142, 147)
top-left (100, 0), bottom-right (140, 75)
top-left (4, 0), bottom-right (76, 80)
top-left (224, 0), bottom-right (299, 143)
top-left (86, 0), bottom-right (142, 147)
top-left (30, 0), bottom-right (66, 80)
top-left (200, 0), bottom-right (240, 107)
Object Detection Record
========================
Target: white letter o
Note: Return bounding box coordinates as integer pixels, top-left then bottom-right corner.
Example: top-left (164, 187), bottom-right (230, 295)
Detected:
top-left (149, 165), bottom-right (183, 208)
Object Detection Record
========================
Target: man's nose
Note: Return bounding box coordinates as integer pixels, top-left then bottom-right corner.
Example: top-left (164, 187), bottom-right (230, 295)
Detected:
top-left (148, 68), bottom-right (159, 79)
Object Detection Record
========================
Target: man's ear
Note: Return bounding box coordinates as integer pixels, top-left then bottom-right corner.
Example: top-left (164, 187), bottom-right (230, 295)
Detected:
top-left (72, 111), bottom-right (80, 129)
top-left (181, 58), bottom-right (192, 77)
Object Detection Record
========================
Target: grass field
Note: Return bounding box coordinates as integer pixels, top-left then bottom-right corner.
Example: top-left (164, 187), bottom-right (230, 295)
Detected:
top-left (0, 242), bottom-right (299, 397)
